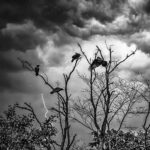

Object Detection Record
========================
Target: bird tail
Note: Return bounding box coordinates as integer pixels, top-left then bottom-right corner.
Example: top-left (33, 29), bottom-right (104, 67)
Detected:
top-left (71, 58), bottom-right (74, 62)
top-left (88, 65), bottom-right (92, 71)
top-left (50, 91), bottom-right (54, 94)
top-left (101, 61), bottom-right (107, 67)
top-left (35, 72), bottom-right (38, 76)
top-left (89, 64), bottom-right (96, 71)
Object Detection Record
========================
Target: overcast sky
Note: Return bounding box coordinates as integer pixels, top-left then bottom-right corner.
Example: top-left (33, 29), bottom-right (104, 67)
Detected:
top-left (0, 0), bottom-right (150, 137)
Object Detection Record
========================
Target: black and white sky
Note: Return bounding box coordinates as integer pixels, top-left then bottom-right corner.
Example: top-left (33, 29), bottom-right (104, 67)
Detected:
top-left (1, 0), bottom-right (150, 134)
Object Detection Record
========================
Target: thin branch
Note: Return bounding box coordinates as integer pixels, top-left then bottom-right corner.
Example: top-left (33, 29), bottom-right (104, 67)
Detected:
top-left (71, 117), bottom-right (93, 131)
top-left (143, 102), bottom-right (150, 130)
top-left (110, 49), bottom-right (137, 73)
top-left (96, 45), bottom-right (104, 60)
top-left (68, 134), bottom-right (77, 149)
top-left (78, 43), bottom-right (91, 64)
top-left (16, 103), bottom-right (42, 129)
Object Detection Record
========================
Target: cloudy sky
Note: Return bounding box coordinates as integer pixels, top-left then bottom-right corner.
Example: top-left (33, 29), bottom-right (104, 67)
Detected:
top-left (1, 0), bottom-right (150, 137)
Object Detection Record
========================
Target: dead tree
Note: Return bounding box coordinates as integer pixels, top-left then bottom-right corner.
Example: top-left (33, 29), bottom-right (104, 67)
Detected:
top-left (72, 43), bottom-right (137, 149)
top-left (18, 57), bottom-right (80, 150)
top-left (114, 78), bottom-right (142, 131)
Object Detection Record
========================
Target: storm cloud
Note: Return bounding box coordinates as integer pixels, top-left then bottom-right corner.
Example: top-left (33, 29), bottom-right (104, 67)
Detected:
top-left (0, 21), bottom-right (47, 52)
top-left (1, 0), bottom-right (150, 44)
top-left (0, 21), bottom-right (47, 92)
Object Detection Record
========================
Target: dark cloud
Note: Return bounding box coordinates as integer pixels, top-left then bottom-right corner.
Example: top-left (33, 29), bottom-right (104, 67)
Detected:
top-left (42, 0), bottom-right (77, 25)
top-left (81, 0), bottom-right (126, 23)
top-left (0, 0), bottom-right (80, 30)
top-left (72, 18), bottom-right (85, 28)
top-left (0, 20), bottom-right (47, 79)
top-left (0, 47), bottom-right (44, 74)
top-left (0, 70), bottom-right (45, 93)
top-left (82, 9), bottom-right (113, 23)
top-left (0, 22), bottom-right (47, 52)
top-left (52, 29), bottom-right (75, 46)
top-left (48, 51), bottom-right (65, 67)
top-left (0, 0), bottom-right (128, 36)
top-left (1, 0), bottom-right (147, 42)
top-left (58, 1), bottom-right (146, 39)
top-left (143, 0), bottom-right (150, 14)
top-left (134, 41), bottom-right (150, 54)
top-left (0, 0), bottom-right (41, 29)
top-left (0, 51), bottom-right (22, 72)
top-left (64, 25), bottom-right (91, 40)
top-left (0, 45), bottom-right (45, 93)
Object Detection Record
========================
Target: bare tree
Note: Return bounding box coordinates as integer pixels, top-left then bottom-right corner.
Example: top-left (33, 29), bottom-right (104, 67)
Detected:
top-left (72, 43), bottom-right (137, 149)
top-left (18, 56), bottom-right (80, 150)
top-left (114, 78), bottom-right (142, 131)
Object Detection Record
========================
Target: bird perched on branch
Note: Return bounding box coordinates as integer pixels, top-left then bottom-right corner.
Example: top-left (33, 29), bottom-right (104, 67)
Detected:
top-left (71, 53), bottom-right (81, 62)
top-left (50, 87), bottom-right (64, 94)
top-left (35, 65), bottom-right (40, 76)
top-left (90, 57), bottom-right (103, 70)
top-left (101, 60), bottom-right (107, 67)
top-left (89, 57), bottom-right (107, 70)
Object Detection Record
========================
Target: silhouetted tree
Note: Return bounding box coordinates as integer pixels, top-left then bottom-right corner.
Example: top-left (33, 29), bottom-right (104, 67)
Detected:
top-left (18, 53), bottom-right (81, 150)
top-left (72, 43), bottom-right (137, 149)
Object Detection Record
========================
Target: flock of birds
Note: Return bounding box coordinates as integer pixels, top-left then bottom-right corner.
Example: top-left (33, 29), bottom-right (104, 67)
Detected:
top-left (34, 52), bottom-right (107, 94)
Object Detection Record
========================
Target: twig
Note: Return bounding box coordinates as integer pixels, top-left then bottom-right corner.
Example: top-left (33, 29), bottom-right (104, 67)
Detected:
top-left (78, 43), bottom-right (91, 64)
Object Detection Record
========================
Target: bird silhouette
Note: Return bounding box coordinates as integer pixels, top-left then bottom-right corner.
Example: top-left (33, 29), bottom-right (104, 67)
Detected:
top-left (35, 65), bottom-right (40, 76)
top-left (50, 87), bottom-right (64, 94)
top-left (89, 57), bottom-right (108, 70)
top-left (101, 60), bottom-right (107, 67)
top-left (90, 57), bottom-right (103, 70)
top-left (71, 53), bottom-right (81, 62)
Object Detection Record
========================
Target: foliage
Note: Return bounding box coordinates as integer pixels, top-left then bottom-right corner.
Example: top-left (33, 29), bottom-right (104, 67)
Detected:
top-left (0, 104), bottom-right (57, 150)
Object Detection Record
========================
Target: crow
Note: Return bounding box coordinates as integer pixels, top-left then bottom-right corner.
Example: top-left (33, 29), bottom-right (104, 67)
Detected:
top-left (101, 60), bottom-right (107, 67)
top-left (90, 57), bottom-right (103, 70)
top-left (71, 53), bottom-right (81, 62)
top-left (35, 65), bottom-right (40, 76)
top-left (50, 87), bottom-right (64, 94)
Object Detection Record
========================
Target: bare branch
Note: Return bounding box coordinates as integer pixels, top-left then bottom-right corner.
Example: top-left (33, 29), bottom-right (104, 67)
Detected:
top-left (68, 134), bottom-right (77, 149)
top-left (16, 103), bottom-right (42, 129)
top-left (71, 117), bottom-right (93, 131)
top-left (96, 45), bottom-right (104, 60)
top-left (78, 43), bottom-right (91, 64)
top-left (143, 102), bottom-right (150, 130)
top-left (110, 49), bottom-right (137, 73)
